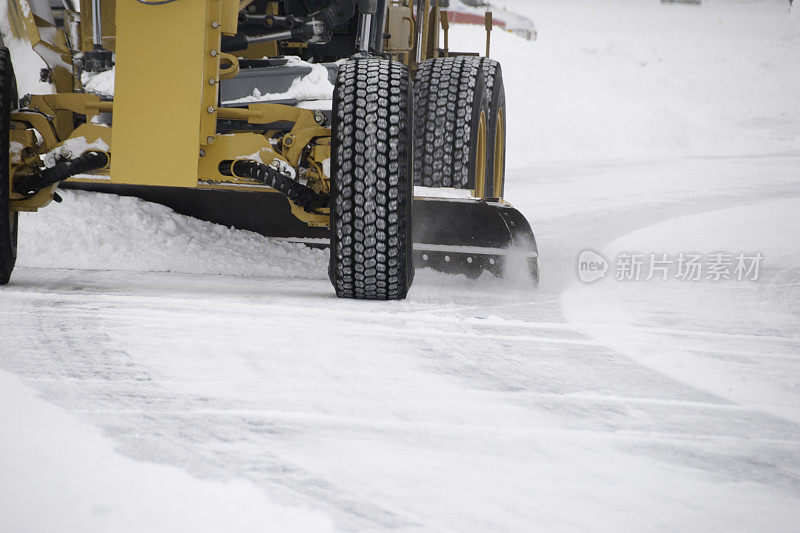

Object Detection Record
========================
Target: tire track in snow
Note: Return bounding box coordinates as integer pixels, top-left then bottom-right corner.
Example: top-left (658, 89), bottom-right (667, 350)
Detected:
top-left (0, 289), bottom-right (423, 532)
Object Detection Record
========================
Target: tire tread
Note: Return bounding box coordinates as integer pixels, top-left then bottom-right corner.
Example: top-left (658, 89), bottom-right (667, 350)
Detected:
top-left (330, 59), bottom-right (413, 300)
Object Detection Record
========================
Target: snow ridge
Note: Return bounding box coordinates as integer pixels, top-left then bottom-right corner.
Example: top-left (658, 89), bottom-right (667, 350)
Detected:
top-left (18, 190), bottom-right (328, 278)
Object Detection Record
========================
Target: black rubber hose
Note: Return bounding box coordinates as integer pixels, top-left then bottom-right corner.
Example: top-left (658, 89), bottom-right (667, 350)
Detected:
top-left (16, 150), bottom-right (108, 195)
top-left (225, 159), bottom-right (327, 212)
top-left (223, 0), bottom-right (355, 53)
top-left (221, 25), bottom-right (317, 53)
top-left (220, 33), bottom-right (249, 53)
top-left (243, 14), bottom-right (300, 29)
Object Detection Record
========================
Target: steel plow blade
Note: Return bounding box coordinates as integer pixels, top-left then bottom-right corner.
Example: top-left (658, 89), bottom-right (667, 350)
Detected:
top-left (412, 197), bottom-right (539, 284)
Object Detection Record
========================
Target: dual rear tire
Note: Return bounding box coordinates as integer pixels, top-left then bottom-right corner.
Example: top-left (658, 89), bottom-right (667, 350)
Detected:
top-left (329, 57), bottom-right (508, 300)
top-left (413, 57), bottom-right (506, 199)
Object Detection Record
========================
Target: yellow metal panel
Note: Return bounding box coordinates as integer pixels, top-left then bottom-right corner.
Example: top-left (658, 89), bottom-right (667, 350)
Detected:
top-left (201, 0), bottom-right (223, 146)
top-left (221, 0), bottom-right (240, 34)
top-left (111, 0), bottom-right (218, 187)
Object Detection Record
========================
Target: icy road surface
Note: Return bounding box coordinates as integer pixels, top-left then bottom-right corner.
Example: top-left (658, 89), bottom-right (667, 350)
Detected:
top-left (3, 155), bottom-right (800, 532)
top-left (2, 1), bottom-right (800, 531)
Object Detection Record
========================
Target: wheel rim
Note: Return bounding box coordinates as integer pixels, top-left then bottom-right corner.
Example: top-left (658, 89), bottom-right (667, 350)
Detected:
top-left (474, 110), bottom-right (487, 198)
top-left (493, 107), bottom-right (505, 198)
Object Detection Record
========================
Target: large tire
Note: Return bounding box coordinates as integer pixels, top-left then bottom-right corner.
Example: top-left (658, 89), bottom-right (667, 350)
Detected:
top-left (412, 57), bottom-right (489, 194)
top-left (0, 47), bottom-right (18, 286)
top-left (329, 58), bottom-right (414, 300)
top-left (481, 59), bottom-right (506, 199)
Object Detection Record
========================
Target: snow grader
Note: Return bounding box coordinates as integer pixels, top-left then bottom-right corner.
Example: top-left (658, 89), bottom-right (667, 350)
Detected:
top-left (1, 0), bottom-right (537, 299)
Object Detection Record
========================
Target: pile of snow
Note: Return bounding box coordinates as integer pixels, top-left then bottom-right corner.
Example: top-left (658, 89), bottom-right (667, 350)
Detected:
top-left (223, 57), bottom-right (334, 105)
top-left (82, 67), bottom-right (115, 98)
top-left (79, 56), bottom-right (332, 106)
top-left (0, 0), bottom-right (54, 96)
top-left (0, 369), bottom-right (336, 533)
top-left (40, 135), bottom-right (109, 167)
top-left (76, 56), bottom-right (334, 105)
top-left (17, 190), bottom-right (328, 278)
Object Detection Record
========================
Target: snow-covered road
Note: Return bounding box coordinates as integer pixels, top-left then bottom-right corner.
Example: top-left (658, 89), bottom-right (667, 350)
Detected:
top-left (3, 154), bottom-right (800, 532)
top-left (2, 1), bottom-right (800, 531)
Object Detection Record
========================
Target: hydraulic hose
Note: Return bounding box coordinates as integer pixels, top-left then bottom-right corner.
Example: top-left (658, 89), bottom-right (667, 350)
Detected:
top-left (16, 151), bottom-right (109, 195)
top-left (221, 159), bottom-right (327, 212)
top-left (221, 23), bottom-right (323, 53)
top-left (222, 0), bottom-right (356, 52)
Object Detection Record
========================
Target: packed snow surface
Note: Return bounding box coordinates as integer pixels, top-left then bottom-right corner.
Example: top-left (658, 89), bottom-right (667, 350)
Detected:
top-left (2, 1), bottom-right (800, 532)
top-left (485, 0), bottom-right (800, 165)
top-left (564, 197), bottom-right (800, 424)
top-left (0, 371), bottom-right (335, 533)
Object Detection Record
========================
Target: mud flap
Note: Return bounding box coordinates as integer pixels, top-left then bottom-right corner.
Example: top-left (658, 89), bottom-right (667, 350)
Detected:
top-left (59, 182), bottom-right (538, 284)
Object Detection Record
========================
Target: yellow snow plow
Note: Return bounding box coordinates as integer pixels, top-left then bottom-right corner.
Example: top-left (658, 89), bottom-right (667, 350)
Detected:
top-left (2, 0), bottom-right (537, 299)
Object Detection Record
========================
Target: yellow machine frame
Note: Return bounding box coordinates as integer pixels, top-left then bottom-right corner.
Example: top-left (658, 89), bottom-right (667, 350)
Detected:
top-left (7, 0), bottom-right (495, 223)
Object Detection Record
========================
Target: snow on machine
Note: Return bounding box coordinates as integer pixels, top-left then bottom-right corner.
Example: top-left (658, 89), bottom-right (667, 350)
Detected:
top-left (2, 0), bottom-right (538, 299)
